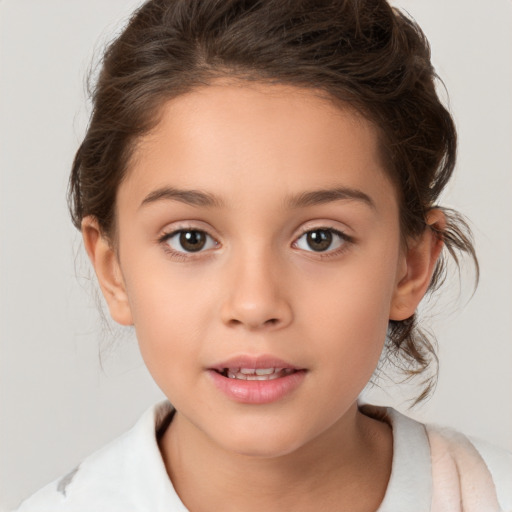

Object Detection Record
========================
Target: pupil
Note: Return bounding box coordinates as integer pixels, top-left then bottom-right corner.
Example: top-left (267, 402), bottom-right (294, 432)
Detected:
top-left (307, 230), bottom-right (332, 251)
top-left (180, 231), bottom-right (206, 252)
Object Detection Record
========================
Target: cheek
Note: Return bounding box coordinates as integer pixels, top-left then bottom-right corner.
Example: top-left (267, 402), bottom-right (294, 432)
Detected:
top-left (121, 259), bottom-right (213, 368)
top-left (298, 248), bottom-right (399, 361)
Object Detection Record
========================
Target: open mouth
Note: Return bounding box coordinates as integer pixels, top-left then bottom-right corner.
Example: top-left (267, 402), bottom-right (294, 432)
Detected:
top-left (208, 361), bottom-right (307, 403)
top-left (215, 368), bottom-right (298, 381)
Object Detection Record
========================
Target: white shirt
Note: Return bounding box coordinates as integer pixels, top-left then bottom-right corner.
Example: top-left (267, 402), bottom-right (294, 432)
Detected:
top-left (16, 401), bottom-right (512, 511)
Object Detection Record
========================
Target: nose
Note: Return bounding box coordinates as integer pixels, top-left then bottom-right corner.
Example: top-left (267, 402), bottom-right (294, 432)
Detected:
top-left (220, 250), bottom-right (293, 331)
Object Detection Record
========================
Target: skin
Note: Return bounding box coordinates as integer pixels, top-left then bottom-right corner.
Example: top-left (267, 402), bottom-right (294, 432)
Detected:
top-left (83, 81), bottom-right (444, 511)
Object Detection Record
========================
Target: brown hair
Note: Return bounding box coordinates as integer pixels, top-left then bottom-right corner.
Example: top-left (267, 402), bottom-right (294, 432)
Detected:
top-left (69, 0), bottom-right (478, 401)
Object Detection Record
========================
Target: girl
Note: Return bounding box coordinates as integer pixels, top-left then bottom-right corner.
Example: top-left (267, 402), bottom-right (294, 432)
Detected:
top-left (13, 0), bottom-right (512, 510)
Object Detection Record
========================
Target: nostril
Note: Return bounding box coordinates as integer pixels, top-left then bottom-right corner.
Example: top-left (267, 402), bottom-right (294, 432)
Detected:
top-left (227, 317), bottom-right (280, 329)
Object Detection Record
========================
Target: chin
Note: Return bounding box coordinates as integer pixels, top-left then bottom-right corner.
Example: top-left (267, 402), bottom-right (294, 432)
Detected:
top-left (211, 421), bottom-right (311, 459)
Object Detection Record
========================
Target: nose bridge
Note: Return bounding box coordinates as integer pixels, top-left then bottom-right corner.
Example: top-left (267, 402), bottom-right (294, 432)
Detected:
top-left (221, 241), bottom-right (292, 330)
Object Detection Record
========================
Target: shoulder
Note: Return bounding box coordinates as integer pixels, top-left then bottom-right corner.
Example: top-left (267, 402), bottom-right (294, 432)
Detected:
top-left (361, 404), bottom-right (512, 512)
top-left (426, 423), bottom-right (512, 512)
top-left (15, 401), bottom-right (184, 512)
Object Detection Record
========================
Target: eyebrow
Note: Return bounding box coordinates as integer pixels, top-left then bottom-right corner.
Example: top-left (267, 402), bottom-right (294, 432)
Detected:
top-left (140, 187), bottom-right (224, 209)
top-left (286, 187), bottom-right (376, 210)
top-left (139, 185), bottom-right (375, 210)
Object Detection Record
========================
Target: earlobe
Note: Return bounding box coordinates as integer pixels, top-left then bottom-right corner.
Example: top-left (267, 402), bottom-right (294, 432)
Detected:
top-left (81, 216), bottom-right (133, 326)
top-left (389, 209), bottom-right (446, 321)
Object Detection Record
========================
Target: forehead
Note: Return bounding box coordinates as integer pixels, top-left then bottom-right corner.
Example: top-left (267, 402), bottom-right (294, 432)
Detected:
top-left (121, 81), bottom-right (396, 212)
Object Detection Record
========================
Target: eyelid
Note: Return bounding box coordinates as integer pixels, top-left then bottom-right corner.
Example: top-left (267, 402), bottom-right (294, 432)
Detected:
top-left (292, 225), bottom-right (354, 256)
top-left (157, 220), bottom-right (218, 242)
top-left (165, 230), bottom-right (217, 250)
top-left (157, 223), bottom-right (220, 258)
top-left (293, 221), bottom-right (354, 241)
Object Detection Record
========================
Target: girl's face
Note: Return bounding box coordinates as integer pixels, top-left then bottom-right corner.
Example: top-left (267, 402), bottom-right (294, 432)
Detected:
top-left (92, 82), bottom-right (418, 457)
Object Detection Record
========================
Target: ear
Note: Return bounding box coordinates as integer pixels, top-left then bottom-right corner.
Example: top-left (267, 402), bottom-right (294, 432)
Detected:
top-left (81, 216), bottom-right (133, 326)
top-left (389, 209), bottom-right (445, 321)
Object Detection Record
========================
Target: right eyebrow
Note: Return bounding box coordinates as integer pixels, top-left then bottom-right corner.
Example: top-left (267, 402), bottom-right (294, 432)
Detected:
top-left (139, 187), bottom-right (224, 209)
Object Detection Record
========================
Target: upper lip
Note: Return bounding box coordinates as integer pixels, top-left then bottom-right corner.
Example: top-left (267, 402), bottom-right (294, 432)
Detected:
top-left (209, 355), bottom-right (303, 371)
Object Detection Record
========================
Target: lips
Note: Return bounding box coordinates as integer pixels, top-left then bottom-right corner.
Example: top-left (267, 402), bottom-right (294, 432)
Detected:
top-left (207, 355), bottom-right (307, 404)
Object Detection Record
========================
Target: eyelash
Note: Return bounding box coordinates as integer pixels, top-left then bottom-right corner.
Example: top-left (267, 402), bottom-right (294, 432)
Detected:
top-left (158, 226), bottom-right (353, 261)
top-left (293, 227), bottom-right (353, 259)
top-left (158, 228), bottom-right (219, 262)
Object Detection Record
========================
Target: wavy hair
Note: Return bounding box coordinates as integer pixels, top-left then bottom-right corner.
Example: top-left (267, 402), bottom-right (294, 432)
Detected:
top-left (69, 0), bottom-right (478, 401)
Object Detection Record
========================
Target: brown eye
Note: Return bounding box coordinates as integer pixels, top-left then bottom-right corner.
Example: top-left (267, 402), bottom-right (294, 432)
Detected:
top-left (179, 231), bottom-right (206, 252)
top-left (306, 230), bottom-right (332, 251)
top-left (164, 229), bottom-right (217, 253)
top-left (295, 228), bottom-right (348, 253)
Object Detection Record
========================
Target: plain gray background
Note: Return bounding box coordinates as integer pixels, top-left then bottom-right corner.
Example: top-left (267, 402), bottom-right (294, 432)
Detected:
top-left (1, 0), bottom-right (511, 510)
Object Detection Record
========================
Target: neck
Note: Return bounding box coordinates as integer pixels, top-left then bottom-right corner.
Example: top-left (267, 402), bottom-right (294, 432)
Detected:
top-left (159, 403), bottom-right (392, 512)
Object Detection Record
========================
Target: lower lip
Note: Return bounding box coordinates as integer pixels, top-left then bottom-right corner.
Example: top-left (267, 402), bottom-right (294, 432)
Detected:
top-left (207, 369), bottom-right (307, 404)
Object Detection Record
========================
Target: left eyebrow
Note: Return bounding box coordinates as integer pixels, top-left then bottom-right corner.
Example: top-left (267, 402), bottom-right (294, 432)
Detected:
top-left (139, 187), bottom-right (224, 209)
top-left (286, 187), bottom-right (376, 210)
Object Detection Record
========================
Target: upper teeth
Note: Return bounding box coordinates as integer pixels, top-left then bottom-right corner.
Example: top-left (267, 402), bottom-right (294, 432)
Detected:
top-left (240, 368), bottom-right (278, 375)
top-left (224, 368), bottom-right (294, 380)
